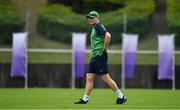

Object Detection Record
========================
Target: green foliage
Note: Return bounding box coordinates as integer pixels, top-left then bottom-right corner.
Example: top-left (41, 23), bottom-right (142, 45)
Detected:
top-left (37, 0), bottom-right (154, 44)
top-left (167, 0), bottom-right (180, 47)
top-left (48, 0), bottom-right (125, 13)
top-left (0, 0), bottom-right (11, 5)
top-left (77, 0), bottom-right (125, 13)
top-left (37, 5), bottom-right (90, 44)
top-left (0, 1), bottom-right (25, 44)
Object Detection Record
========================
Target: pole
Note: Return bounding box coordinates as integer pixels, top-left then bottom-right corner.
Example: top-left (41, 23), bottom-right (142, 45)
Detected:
top-left (172, 51), bottom-right (175, 90)
top-left (72, 52), bottom-right (75, 89)
top-left (172, 36), bottom-right (175, 90)
top-left (24, 32), bottom-right (28, 89)
top-left (71, 35), bottom-right (75, 89)
top-left (121, 34), bottom-right (125, 90)
top-left (123, 13), bottom-right (127, 33)
top-left (26, 12), bottom-right (29, 32)
top-left (25, 36), bottom-right (28, 89)
top-left (121, 48), bottom-right (125, 90)
top-left (25, 12), bottom-right (29, 89)
top-left (122, 13), bottom-right (127, 90)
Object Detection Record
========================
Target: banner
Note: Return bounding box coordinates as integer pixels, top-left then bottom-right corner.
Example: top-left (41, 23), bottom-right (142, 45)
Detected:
top-left (158, 34), bottom-right (174, 80)
top-left (72, 33), bottom-right (86, 78)
top-left (11, 32), bottom-right (28, 77)
top-left (122, 34), bottom-right (138, 79)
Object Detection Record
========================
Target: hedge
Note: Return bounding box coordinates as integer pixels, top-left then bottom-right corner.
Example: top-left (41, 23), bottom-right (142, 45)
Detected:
top-left (37, 5), bottom-right (90, 44)
top-left (37, 0), bottom-right (154, 44)
top-left (48, 0), bottom-right (125, 13)
top-left (167, 0), bottom-right (180, 47)
top-left (0, 1), bottom-right (25, 44)
top-left (73, 0), bottom-right (125, 13)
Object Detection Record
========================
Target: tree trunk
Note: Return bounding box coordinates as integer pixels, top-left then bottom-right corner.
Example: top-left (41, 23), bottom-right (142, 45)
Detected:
top-left (147, 0), bottom-right (168, 36)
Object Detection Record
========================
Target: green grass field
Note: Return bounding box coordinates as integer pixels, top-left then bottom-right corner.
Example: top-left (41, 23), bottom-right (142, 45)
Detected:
top-left (0, 89), bottom-right (180, 109)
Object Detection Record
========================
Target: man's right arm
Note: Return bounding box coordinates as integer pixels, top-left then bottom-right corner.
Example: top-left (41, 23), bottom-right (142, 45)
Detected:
top-left (104, 32), bottom-right (111, 50)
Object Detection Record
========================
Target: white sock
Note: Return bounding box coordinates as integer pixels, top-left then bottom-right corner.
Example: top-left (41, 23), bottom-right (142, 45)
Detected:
top-left (82, 94), bottom-right (89, 102)
top-left (115, 89), bottom-right (124, 99)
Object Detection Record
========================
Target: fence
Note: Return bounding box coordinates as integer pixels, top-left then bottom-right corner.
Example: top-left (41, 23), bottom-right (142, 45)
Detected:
top-left (0, 48), bottom-right (180, 89)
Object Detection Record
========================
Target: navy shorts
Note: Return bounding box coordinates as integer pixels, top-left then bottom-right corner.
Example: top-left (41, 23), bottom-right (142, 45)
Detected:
top-left (88, 52), bottom-right (109, 75)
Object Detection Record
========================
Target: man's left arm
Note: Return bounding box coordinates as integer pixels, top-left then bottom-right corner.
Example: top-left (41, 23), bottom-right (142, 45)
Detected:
top-left (104, 32), bottom-right (111, 50)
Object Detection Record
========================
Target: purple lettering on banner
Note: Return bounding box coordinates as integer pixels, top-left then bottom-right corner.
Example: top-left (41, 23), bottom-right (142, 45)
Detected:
top-left (72, 33), bottom-right (86, 78)
top-left (122, 34), bottom-right (138, 79)
top-left (11, 33), bottom-right (28, 77)
top-left (158, 35), bottom-right (174, 80)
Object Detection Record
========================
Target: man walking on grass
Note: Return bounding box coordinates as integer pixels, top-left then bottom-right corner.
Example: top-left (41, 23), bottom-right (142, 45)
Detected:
top-left (74, 11), bottom-right (127, 104)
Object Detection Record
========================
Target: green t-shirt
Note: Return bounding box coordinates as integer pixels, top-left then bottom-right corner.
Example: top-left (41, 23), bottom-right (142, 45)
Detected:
top-left (90, 23), bottom-right (107, 57)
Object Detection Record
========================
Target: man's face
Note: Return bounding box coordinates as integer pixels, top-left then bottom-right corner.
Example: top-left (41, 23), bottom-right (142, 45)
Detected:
top-left (88, 17), bottom-right (98, 25)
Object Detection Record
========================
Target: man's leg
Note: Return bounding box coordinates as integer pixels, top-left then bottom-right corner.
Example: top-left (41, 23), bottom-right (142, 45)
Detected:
top-left (101, 74), bottom-right (127, 104)
top-left (101, 74), bottom-right (120, 92)
top-left (84, 73), bottom-right (95, 96)
top-left (74, 73), bottom-right (94, 104)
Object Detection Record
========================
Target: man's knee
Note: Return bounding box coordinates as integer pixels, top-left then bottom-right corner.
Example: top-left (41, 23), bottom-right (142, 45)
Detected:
top-left (101, 74), bottom-right (111, 82)
top-left (86, 73), bottom-right (94, 82)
